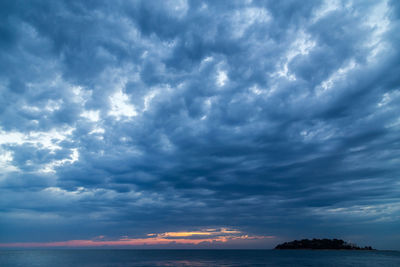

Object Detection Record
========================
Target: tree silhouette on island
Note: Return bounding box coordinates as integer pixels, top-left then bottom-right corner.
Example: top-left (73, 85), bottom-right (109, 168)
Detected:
top-left (275, 238), bottom-right (374, 250)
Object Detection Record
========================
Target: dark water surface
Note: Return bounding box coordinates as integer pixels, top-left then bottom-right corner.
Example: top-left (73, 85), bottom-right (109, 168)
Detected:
top-left (1, 249), bottom-right (400, 267)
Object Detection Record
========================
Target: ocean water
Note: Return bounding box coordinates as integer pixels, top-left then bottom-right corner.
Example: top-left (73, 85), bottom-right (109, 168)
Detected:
top-left (0, 249), bottom-right (400, 267)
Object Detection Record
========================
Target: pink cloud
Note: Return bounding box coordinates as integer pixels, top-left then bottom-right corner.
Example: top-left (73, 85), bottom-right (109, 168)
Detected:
top-left (0, 228), bottom-right (275, 248)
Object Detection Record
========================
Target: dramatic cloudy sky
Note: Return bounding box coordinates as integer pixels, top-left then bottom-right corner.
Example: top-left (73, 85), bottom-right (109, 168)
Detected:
top-left (0, 0), bottom-right (399, 249)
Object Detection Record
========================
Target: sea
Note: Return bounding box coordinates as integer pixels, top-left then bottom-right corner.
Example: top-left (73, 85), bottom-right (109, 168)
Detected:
top-left (0, 249), bottom-right (400, 267)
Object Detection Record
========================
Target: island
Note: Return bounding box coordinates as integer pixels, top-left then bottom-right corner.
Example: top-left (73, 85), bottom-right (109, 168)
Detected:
top-left (275, 238), bottom-right (374, 250)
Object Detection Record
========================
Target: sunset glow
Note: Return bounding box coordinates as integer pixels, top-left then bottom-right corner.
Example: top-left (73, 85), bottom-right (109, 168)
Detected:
top-left (0, 229), bottom-right (274, 248)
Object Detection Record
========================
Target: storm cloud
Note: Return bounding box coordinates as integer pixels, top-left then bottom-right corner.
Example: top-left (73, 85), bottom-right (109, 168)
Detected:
top-left (0, 0), bottom-right (399, 249)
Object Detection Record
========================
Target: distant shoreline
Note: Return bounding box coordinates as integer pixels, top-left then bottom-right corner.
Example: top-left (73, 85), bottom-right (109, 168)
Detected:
top-left (275, 238), bottom-right (375, 250)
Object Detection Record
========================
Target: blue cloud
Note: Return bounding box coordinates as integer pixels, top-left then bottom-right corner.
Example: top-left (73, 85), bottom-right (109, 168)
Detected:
top-left (0, 0), bottom-right (399, 249)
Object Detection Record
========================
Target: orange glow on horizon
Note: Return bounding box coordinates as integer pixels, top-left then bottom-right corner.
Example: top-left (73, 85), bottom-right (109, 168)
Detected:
top-left (0, 229), bottom-right (275, 248)
top-left (159, 231), bottom-right (213, 237)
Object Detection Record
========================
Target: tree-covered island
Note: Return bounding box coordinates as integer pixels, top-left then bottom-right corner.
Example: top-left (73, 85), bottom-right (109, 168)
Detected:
top-left (275, 239), bottom-right (374, 250)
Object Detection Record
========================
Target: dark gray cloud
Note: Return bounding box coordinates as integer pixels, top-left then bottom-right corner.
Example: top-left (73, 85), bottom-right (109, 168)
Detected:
top-left (0, 0), bottom-right (399, 249)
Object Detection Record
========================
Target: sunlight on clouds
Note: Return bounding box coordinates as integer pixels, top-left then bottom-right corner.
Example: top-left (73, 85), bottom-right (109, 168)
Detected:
top-left (375, 89), bottom-right (400, 129)
top-left (44, 99), bottom-right (62, 112)
top-left (0, 127), bottom-right (78, 173)
top-left (156, 228), bottom-right (241, 238)
top-left (159, 231), bottom-right (213, 237)
top-left (316, 60), bottom-right (357, 96)
top-left (0, 131), bottom-right (25, 146)
top-left (378, 90), bottom-right (400, 108)
top-left (311, 202), bottom-right (400, 223)
top-left (231, 7), bottom-right (271, 38)
top-left (216, 70), bottom-right (228, 87)
top-left (165, 0), bottom-right (188, 19)
top-left (272, 31), bottom-right (316, 81)
top-left (143, 90), bottom-right (159, 112)
top-left (364, 0), bottom-right (390, 63)
top-left (200, 56), bottom-right (214, 70)
top-left (0, 228), bottom-right (275, 248)
top-left (30, 129), bottom-right (74, 150)
top-left (81, 110), bottom-right (100, 122)
top-left (0, 127), bottom-right (74, 151)
top-left (43, 185), bottom-right (114, 199)
top-left (288, 31), bottom-right (316, 60)
top-left (72, 86), bottom-right (91, 104)
top-left (198, 98), bottom-right (212, 121)
top-left (386, 117), bottom-right (400, 130)
top-left (300, 122), bottom-right (337, 143)
top-left (21, 105), bottom-right (40, 113)
top-left (313, 0), bottom-right (340, 22)
top-left (0, 149), bottom-right (18, 172)
top-left (249, 85), bottom-right (263, 95)
top-left (108, 89), bottom-right (137, 120)
top-left (220, 228), bottom-right (242, 234)
top-left (40, 148), bottom-right (79, 173)
top-left (88, 128), bottom-right (105, 141)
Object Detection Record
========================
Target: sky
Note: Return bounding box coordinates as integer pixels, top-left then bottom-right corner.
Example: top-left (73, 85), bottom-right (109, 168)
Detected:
top-left (0, 0), bottom-right (399, 250)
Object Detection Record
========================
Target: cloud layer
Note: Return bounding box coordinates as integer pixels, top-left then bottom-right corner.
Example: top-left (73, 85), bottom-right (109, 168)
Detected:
top-left (0, 0), bottom-right (399, 249)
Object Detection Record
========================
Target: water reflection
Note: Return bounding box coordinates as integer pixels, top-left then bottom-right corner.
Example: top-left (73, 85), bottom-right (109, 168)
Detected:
top-left (1, 250), bottom-right (400, 267)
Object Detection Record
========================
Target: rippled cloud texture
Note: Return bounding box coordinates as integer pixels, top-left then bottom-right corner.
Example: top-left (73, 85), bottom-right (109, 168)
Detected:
top-left (0, 0), bottom-right (399, 249)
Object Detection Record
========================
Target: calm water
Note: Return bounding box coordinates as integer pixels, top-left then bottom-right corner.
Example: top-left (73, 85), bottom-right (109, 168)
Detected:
top-left (0, 249), bottom-right (400, 267)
